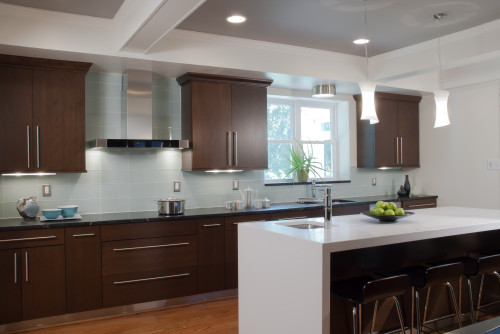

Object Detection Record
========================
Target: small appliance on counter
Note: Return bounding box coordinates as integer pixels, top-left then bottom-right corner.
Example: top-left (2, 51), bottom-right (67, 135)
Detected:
top-left (16, 196), bottom-right (40, 219)
top-left (157, 198), bottom-right (185, 215)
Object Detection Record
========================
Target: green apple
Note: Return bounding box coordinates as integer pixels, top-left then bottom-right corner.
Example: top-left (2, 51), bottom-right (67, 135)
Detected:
top-left (384, 209), bottom-right (395, 216)
top-left (375, 201), bottom-right (385, 209)
top-left (373, 208), bottom-right (384, 216)
top-left (388, 202), bottom-right (397, 211)
top-left (395, 208), bottom-right (405, 216)
top-left (370, 206), bottom-right (378, 215)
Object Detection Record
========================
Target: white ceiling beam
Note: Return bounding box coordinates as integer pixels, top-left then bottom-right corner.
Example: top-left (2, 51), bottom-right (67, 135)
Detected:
top-left (117, 0), bottom-right (206, 54)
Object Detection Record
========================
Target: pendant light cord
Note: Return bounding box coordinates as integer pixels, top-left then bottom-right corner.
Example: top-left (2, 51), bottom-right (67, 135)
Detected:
top-left (436, 16), bottom-right (443, 89)
top-left (363, 0), bottom-right (370, 80)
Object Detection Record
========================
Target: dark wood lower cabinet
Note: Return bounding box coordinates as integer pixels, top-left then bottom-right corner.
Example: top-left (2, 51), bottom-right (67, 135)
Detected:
top-left (0, 249), bottom-right (22, 324)
top-left (22, 245), bottom-right (66, 320)
top-left (65, 226), bottom-right (102, 313)
top-left (197, 218), bottom-right (226, 293)
top-left (402, 198), bottom-right (437, 210)
top-left (101, 235), bottom-right (197, 307)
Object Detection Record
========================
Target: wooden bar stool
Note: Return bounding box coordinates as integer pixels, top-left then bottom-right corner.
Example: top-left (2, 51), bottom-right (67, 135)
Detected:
top-left (331, 274), bottom-right (410, 334)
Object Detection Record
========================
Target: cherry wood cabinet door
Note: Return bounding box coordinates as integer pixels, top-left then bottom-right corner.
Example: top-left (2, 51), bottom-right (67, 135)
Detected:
top-left (374, 98), bottom-right (398, 168)
top-left (0, 249), bottom-right (22, 324)
top-left (231, 84), bottom-right (268, 169)
top-left (191, 80), bottom-right (232, 170)
top-left (397, 101), bottom-right (420, 167)
top-left (65, 226), bottom-right (102, 313)
top-left (33, 69), bottom-right (86, 172)
top-left (0, 67), bottom-right (33, 173)
top-left (22, 245), bottom-right (66, 320)
top-left (197, 218), bottom-right (226, 293)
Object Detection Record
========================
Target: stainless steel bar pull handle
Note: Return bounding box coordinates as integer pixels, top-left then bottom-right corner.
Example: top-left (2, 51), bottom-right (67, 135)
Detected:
top-left (113, 242), bottom-right (190, 252)
top-left (14, 253), bottom-right (17, 283)
top-left (226, 131), bottom-right (232, 166)
top-left (25, 251), bottom-right (29, 282)
top-left (233, 131), bottom-right (238, 166)
top-left (73, 233), bottom-right (96, 238)
top-left (36, 126), bottom-right (40, 168)
top-left (401, 137), bottom-right (403, 164)
top-left (203, 223), bottom-right (222, 227)
top-left (113, 273), bottom-right (190, 285)
top-left (26, 126), bottom-right (30, 168)
top-left (0, 235), bottom-right (57, 243)
top-left (396, 137), bottom-right (399, 165)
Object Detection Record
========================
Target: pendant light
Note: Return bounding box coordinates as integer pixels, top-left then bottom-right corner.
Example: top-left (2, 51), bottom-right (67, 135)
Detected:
top-left (358, 0), bottom-right (378, 124)
top-left (312, 84), bottom-right (336, 98)
top-left (433, 13), bottom-right (450, 128)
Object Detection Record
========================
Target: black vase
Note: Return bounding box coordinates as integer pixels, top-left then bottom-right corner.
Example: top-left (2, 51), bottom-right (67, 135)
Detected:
top-left (397, 185), bottom-right (407, 197)
top-left (404, 175), bottom-right (411, 196)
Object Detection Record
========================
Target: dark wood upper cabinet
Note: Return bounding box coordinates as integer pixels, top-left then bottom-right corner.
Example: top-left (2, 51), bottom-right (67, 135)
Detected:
top-left (355, 92), bottom-right (421, 168)
top-left (0, 54), bottom-right (91, 173)
top-left (177, 73), bottom-right (272, 171)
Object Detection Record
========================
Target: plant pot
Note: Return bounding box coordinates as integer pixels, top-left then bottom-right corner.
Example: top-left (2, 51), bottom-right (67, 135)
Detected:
top-left (297, 168), bottom-right (309, 182)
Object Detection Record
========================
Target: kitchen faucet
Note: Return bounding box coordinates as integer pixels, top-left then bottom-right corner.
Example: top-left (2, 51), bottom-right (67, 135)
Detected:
top-left (311, 180), bottom-right (333, 228)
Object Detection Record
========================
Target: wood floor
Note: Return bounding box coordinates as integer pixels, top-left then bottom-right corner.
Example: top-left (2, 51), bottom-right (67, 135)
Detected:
top-left (14, 297), bottom-right (238, 334)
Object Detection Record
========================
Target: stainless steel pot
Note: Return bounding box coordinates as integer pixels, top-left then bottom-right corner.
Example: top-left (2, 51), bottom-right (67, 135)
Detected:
top-left (157, 198), bottom-right (185, 215)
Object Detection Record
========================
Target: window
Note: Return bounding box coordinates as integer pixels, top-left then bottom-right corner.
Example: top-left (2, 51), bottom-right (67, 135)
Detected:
top-left (266, 97), bottom-right (339, 182)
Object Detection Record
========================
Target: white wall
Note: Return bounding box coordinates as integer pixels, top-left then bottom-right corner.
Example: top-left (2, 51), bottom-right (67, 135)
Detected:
top-left (408, 83), bottom-right (500, 209)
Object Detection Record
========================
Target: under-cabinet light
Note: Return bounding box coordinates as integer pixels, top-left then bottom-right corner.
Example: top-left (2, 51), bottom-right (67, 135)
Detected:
top-left (2, 172), bottom-right (56, 176)
top-left (205, 169), bottom-right (243, 173)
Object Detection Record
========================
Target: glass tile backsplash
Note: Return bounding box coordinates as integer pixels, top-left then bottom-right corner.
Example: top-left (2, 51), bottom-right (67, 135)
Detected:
top-left (0, 72), bottom-right (403, 218)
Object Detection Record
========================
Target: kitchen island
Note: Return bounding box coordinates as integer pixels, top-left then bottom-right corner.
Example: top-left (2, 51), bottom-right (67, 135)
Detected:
top-left (238, 207), bottom-right (500, 334)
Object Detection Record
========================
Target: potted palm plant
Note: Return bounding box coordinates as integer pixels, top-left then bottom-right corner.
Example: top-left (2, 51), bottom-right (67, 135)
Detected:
top-left (284, 141), bottom-right (323, 182)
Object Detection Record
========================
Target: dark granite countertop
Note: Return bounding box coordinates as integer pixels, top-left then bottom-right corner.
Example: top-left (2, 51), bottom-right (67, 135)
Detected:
top-left (0, 194), bottom-right (437, 231)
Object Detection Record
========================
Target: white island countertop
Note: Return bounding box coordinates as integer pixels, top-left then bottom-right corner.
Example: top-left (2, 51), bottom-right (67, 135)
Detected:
top-left (238, 207), bottom-right (500, 334)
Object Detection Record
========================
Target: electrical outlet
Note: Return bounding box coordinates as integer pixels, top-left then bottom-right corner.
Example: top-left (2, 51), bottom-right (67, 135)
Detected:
top-left (42, 184), bottom-right (51, 197)
top-left (372, 177), bottom-right (377, 186)
top-left (487, 159), bottom-right (500, 170)
top-left (173, 181), bottom-right (181, 192)
top-left (232, 179), bottom-right (239, 190)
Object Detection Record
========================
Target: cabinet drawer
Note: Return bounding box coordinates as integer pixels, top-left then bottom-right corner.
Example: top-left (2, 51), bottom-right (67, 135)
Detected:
top-left (101, 219), bottom-right (196, 241)
top-left (0, 228), bottom-right (64, 250)
top-left (403, 198), bottom-right (437, 210)
top-left (102, 235), bottom-right (197, 276)
top-left (224, 213), bottom-right (270, 231)
top-left (102, 235), bottom-right (197, 307)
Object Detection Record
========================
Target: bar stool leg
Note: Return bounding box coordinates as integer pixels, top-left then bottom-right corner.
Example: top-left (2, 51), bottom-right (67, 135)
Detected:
top-left (476, 274), bottom-right (485, 322)
top-left (352, 305), bottom-right (359, 334)
top-left (444, 282), bottom-right (462, 328)
top-left (415, 290), bottom-right (421, 334)
top-left (410, 287), bottom-right (415, 334)
top-left (466, 277), bottom-right (475, 324)
top-left (370, 300), bottom-right (379, 334)
top-left (359, 304), bottom-right (362, 334)
top-left (392, 296), bottom-right (406, 333)
top-left (422, 286), bottom-right (431, 326)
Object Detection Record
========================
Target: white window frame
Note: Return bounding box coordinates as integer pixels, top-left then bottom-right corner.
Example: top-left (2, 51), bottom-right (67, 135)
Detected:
top-left (266, 97), bottom-right (339, 182)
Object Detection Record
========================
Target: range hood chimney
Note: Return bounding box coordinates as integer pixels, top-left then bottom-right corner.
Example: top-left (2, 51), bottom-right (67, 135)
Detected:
top-left (87, 69), bottom-right (189, 149)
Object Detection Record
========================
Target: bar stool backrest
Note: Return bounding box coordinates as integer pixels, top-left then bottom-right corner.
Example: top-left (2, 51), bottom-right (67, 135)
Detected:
top-left (363, 274), bottom-right (410, 304)
top-left (426, 262), bottom-right (464, 286)
top-left (477, 254), bottom-right (500, 275)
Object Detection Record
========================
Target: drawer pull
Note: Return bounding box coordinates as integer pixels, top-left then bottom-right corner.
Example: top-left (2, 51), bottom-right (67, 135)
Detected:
top-left (113, 242), bottom-right (190, 252)
top-left (203, 223), bottom-right (222, 227)
top-left (113, 272), bottom-right (190, 285)
top-left (73, 233), bottom-right (96, 238)
top-left (233, 220), bottom-right (266, 225)
top-left (277, 216), bottom-right (308, 220)
top-left (14, 253), bottom-right (17, 284)
top-left (407, 203), bottom-right (435, 208)
top-left (0, 235), bottom-right (57, 243)
top-left (25, 251), bottom-right (29, 282)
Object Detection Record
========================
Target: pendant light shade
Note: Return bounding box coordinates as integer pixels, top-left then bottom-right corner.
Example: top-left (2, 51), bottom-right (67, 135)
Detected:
top-left (359, 81), bottom-right (379, 124)
top-left (433, 90), bottom-right (450, 128)
top-left (312, 84), bottom-right (336, 98)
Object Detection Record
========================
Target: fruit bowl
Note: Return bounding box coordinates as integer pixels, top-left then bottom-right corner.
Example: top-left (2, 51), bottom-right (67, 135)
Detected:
top-left (361, 211), bottom-right (414, 222)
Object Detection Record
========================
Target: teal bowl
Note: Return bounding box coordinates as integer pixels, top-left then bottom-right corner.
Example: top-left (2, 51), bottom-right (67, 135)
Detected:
top-left (58, 205), bottom-right (78, 218)
top-left (42, 209), bottom-right (62, 220)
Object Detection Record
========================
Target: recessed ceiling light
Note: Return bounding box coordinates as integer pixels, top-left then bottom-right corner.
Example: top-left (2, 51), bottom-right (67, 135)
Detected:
top-left (353, 38), bottom-right (370, 45)
top-left (227, 15), bottom-right (246, 24)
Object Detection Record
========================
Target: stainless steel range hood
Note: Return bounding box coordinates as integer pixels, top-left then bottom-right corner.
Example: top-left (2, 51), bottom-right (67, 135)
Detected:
top-left (87, 69), bottom-right (189, 149)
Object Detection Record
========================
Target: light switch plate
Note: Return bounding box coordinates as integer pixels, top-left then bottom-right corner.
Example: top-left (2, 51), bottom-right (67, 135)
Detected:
top-left (42, 184), bottom-right (51, 197)
top-left (372, 177), bottom-right (377, 186)
top-left (487, 159), bottom-right (500, 170)
top-left (174, 181), bottom-right (181, 192)
top-left (233, 179), bottom-right (239, 190)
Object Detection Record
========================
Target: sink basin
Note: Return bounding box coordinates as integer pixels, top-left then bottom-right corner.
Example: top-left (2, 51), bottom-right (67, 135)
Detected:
top-left (279, 221), bottom-right (324, 229)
